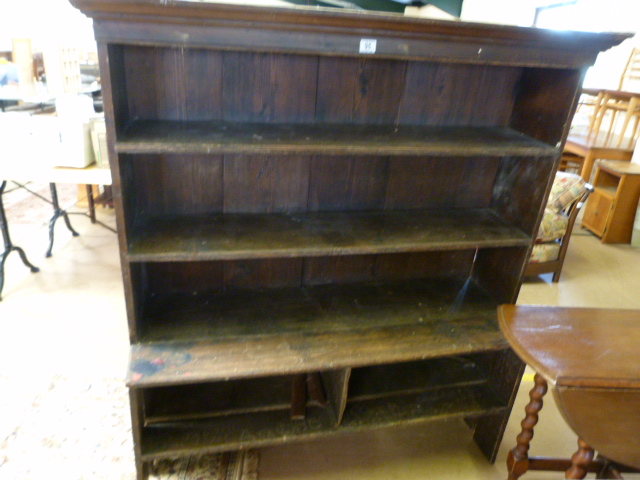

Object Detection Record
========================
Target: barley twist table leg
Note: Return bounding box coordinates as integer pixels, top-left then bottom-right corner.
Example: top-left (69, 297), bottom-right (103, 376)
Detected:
top-left (566, 438), bottom-right (595, 479)
top-left (507, 373), bottom-right (548, 480)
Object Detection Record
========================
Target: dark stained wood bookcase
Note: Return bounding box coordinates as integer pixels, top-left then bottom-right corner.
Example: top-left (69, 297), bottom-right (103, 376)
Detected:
top-left (69, 1), bottom-right (626, 477)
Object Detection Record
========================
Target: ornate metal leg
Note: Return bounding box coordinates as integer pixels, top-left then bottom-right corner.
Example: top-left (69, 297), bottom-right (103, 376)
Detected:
top-left (0, 181), bottom-right (40, 301)
top-left (566, 438), bottom-right (595, 479)
top-left (507, 373), bottom-right (548, 480)
top-left (46, 182), bottom-right (79, 258)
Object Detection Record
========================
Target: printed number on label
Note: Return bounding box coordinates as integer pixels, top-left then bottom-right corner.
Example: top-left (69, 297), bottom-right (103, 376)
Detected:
top-left (359, 39), bottom-right (377, 54)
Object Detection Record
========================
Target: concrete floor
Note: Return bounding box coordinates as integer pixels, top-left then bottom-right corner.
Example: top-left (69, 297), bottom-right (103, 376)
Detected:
top-left (1, 193), bottom-right (639, 479)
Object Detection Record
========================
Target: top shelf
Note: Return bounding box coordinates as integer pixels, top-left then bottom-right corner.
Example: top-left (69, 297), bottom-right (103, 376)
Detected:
top-left (116, 122), bottom-right (558, 157)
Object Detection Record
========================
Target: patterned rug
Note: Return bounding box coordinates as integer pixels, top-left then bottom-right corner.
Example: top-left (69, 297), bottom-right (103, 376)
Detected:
top-left (0, 375), bottom-right (258, 480)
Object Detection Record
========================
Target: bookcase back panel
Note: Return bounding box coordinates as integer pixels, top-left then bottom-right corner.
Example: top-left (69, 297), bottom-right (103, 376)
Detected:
top-left (122, 154), bottom-right (500, 219)
top-left (116, 46), bottom-right (521, 127)
top-left (143, 251), bottom-right (475, 295)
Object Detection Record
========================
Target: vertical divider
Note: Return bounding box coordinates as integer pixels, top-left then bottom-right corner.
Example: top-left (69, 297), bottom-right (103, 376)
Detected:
top-left (321, 368), bottom-right (352, 426)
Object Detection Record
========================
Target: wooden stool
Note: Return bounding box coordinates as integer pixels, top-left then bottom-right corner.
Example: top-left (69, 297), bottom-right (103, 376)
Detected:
top-left (499, 305), bottom-right (640, 479)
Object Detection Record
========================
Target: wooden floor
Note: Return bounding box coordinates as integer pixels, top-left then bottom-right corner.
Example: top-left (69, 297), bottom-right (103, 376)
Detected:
top-left (1, 193), bottom-right (640, 479)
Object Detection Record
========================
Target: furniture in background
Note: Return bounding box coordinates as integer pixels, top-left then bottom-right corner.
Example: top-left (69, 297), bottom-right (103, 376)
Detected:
top-left (587, 48), bottom-right (640, 147)
top-left (0, 161), bottom-right (112, 300)
top-left (582, 160), bottom-right (640, 243)
top-left (563, 130), bottom-right (636, 181)
top-left (70, 0), bottom-right (625, 477)
top-left (500, 305), bottom-right (640, 479)
top-left (525, 172), bottom-right (592, 282)
top-left (565, 48), bottom-right (640, 181)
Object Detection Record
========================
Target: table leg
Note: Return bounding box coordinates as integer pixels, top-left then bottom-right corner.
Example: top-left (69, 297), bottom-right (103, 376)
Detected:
top-left (86, 184), bottom-right (96, 223)
top-left (46, 182), bottom-right (80, 258)
top-left (507, 373), bottom-right (548, 480)
top-left (566, 438), bottom-right (595, 479)
top-left (0, 181), bottom-right (40, 301)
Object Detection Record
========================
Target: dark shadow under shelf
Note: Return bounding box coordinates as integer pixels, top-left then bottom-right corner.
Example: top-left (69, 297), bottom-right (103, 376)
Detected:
top-left (128, 278), bottom-right (507, 387)
top-left (116, 121), bottom-right (558, 157)
top-left (127, 208), bottom-right (531, 262)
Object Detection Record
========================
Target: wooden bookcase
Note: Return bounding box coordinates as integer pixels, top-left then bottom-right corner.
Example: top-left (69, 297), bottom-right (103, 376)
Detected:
top-left (582, 160), bottom-right (640, 243)
top-left (69, 1), bottom-right (625, 477)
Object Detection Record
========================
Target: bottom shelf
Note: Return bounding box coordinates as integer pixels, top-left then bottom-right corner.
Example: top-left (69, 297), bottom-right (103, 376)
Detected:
top-left (138, 382), bottom-right (508, 461)
top-left (135, 352), bottom-right (509, 461)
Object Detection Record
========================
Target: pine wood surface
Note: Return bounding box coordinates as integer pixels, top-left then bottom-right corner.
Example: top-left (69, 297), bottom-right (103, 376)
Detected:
top-left (117, 122), bottom-right (557, 156)
top-left (127, 209), bottom-right (531, 262)
top-left (129, 279), bottom-right (507, 387)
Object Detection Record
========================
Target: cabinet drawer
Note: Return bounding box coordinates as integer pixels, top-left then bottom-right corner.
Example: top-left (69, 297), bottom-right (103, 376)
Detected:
top-left (582, 190), bottom-right (613, 237)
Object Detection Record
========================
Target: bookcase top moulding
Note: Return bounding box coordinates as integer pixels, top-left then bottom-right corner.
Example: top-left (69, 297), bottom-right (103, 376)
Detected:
top-left (69, 0), bottom-right (628, 67)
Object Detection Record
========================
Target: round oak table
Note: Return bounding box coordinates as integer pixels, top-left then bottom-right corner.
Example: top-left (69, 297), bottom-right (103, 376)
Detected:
top-left (499, 305), bottom-right (640, 479)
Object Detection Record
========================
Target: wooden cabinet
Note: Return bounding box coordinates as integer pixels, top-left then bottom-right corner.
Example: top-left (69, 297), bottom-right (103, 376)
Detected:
top-left (69, 1), bottom-right (625, 477)
top-left (582, 160), bottom-right (640, 243)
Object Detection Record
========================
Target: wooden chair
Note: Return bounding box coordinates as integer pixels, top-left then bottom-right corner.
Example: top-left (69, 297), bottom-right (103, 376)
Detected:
top-left (587, 48), bottom-right (640, 147)
top-left (525, 172), bottom-right (592, 282)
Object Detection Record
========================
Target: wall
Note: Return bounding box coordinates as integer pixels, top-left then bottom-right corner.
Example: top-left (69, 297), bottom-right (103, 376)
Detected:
top-left (461, 0), bottom-right (640, 89)
top-left (0, 0), bottom-right (95, 53)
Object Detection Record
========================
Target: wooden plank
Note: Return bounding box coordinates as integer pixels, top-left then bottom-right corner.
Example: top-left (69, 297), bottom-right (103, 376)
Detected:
top-left (127, 154), bottom-right (224, 216)
top-left (223, 154), bottom-right (310, 214)
top-left (127, 208), bottom-right (530, 262)
top-left (127, 278), bottom-right (507, 386)
top-left (399, 63), bottom-right (518, 126)
top-left (116, 122), bottom-right (558, 156)
top-left (315, 57), bottom-right (358, 123)
top-left (384, 157), bottom-right (499, 209)
top-left (222, 52), bottom-right (276, 122)
top-left (347, 354), bottom-right (496, 401)
top-left (143, 375), bottom-right (295, 424)
top-left (353, 58), bottom-right (406, 124)
top-left (137, 383), bottom-right (508, 460)
top-left (308, 155), bottom-right (388, 211)
top-left (321, 369), bottom-right (351, 425)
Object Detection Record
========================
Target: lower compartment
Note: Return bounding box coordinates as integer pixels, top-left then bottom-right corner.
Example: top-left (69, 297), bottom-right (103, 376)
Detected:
top-left (133, 352), bottom-right (510, 461)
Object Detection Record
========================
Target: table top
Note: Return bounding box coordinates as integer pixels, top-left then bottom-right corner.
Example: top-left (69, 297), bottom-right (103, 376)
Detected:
top-left (498, 305), bottom-right (640, 389)
top-left (566, 132), bottom-right (636, 152)
top-left (598, 160), bottom-right (640, 176)
top-left (1, 142), bottom-right (112, 186)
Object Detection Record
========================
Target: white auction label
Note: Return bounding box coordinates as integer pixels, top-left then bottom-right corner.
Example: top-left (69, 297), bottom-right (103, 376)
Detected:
top-left (359, 39), bottom-right (377, 54)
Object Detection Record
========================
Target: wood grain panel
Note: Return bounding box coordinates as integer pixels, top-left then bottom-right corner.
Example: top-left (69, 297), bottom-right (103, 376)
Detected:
top-left (224, 258), bottom-right (303, 290)
top-left (223, 154), bottom-right (311, 213)
top-left (308, 155), bottom-right (388, 211)
top-left (129, 154), bottom-right (224, 217)
top-left (303, 256), bottom-right (377, 286)
top-left (273, 54), bottom-right (318, 122)
top-left (374, 250), bottom-right (475, 280)
top-left (183, 48), bottom-right (223, 121)
top-left (400, 63), bottom-right (519, 126)
top-left (385, 157), bottom-right (499, 209)
top-left (316, 57), bottom-right (358, 123)
top-left (223, 52), bottom-right (276, 122)
top-left (353, 58), bottom-right (406, 124)
top-left (124, 46), bottom-right (160, 120)
top-left (146, 261), bottom-right (224, 295)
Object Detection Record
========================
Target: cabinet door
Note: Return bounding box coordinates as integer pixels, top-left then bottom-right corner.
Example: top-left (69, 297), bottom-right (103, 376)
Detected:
top-left (582, 189), bottom-right (614, 237)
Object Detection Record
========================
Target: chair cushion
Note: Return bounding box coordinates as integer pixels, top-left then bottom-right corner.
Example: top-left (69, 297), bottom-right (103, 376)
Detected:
top-left (547, 172), bottom-right (586, 213)
top-left (530, 243), bottom-right (561, 263)
top-left (537, 207), bottom-right (570, 242)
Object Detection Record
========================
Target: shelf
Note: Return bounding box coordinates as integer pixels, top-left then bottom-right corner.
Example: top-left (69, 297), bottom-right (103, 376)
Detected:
top-left (127, 209), bottom-right (531, 262)
top-left (138, 383), bottom-right (507, 461)
top-left (116, 121), bottom-right (557, 157)
top-left (128, 278), bottom-right (508, 387)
